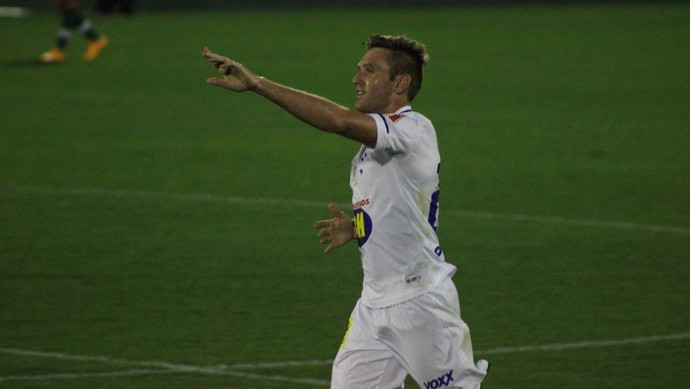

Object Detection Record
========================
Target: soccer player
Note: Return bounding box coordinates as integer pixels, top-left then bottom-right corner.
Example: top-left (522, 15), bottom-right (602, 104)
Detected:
top-left (202, 34), bottom-right (489, 388)
top-left (41, 0), bottom-right (108, 63)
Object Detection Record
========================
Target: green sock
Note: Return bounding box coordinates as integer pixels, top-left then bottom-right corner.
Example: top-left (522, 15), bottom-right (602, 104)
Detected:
top-left (62, 9), bottom-right (100, 41)
top-left (80, 20), bottom-right (100, 41)
top-left (56, 28), bottom-right (72, 50)
top-left (57, 37), bottom-right (68, 50)
top-left (85, 29), bottom-right (100, 41)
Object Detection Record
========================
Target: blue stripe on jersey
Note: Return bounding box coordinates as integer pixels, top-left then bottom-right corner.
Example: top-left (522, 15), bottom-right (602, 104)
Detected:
top-left (428, 189), bottom-right (440, 231)
top-left (376, 113), bottom-right (390, 134)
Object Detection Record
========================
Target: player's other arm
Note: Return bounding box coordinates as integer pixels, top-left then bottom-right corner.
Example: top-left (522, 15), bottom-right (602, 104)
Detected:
top-left (314, 203), bottom-right (357, 254)
top-left (202, 47), bottom-right (377, 148)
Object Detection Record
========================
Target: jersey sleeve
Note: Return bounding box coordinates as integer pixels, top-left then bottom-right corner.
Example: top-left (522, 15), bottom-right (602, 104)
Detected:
top-left (370, 113), bottom-right (420, 154)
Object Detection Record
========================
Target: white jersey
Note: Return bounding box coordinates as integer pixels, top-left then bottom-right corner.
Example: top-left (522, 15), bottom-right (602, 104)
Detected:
top-left (350, 105), bottom-right (456, 308)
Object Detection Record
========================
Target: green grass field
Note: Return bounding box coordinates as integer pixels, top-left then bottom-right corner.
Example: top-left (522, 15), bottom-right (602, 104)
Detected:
top-left (1, 3), bottom-right (689, 388)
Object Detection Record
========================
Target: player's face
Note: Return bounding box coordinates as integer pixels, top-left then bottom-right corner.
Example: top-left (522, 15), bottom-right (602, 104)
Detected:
top-left (352, 48), bottom-right (396, 113)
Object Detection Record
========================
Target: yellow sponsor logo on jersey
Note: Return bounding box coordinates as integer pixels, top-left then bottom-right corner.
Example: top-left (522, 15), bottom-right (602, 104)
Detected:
top-left (354, 212), bottom-right (366, 239)
top-left (353, 208), bottom-right (372, 246)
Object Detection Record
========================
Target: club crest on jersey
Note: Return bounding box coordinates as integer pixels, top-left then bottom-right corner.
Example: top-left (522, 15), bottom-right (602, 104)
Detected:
top-left (353, 208), bottom-right (372, 246)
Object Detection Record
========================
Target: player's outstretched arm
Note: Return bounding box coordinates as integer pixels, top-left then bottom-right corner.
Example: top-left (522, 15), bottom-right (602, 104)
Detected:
top-left (314, 203), bottom-right (356, 254)
top-left (202, 47), bottom-right (377, 148)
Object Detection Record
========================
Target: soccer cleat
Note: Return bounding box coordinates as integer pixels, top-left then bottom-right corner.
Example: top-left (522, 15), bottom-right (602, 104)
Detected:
top-left (40, 48), bottom-right (65, 63)
top-left (83, 35), bottom-right (108, 61)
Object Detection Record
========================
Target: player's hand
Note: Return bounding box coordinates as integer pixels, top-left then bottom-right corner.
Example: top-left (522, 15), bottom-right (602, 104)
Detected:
top-left (314, 203), bottom-right (355, 254)
top-left (202, 47), bottom-right (263, 92)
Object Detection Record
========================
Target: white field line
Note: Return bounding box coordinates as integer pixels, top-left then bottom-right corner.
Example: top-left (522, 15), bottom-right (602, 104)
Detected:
top-left (0, 348), bottom-right (329, 386)
top-left (0, 369), bottom-right (329, 386)
top-left (476, 332), bottom-right (690, 356)
top-left (1, 332), bottom-right (688, 384)
top-left (0, 369), bottom-right (172, 382)
top-left (449, 209), bottom-right (690, 235)
top-left (219, 359), bottom-right (335, 370)
top-left (3, 186), bottom-right (689, 235)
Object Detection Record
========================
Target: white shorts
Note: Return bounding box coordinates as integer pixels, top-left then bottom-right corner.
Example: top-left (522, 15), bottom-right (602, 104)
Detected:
top-left (331, 277), bottom-right (488, 389)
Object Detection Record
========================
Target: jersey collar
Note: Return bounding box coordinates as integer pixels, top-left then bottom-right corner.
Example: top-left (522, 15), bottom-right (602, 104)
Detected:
top-left (395, 106), bottom-right (413, 115)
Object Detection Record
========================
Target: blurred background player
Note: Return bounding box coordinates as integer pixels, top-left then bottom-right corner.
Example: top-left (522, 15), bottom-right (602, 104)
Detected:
top-left (41, 0), bottom-right (109, 63)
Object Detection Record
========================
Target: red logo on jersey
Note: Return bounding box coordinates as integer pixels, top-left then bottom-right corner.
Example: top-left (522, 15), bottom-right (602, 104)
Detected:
top-left (388, 114), bottom-right (405, 123)
top-left (352, 198), bottom-right (370, 209)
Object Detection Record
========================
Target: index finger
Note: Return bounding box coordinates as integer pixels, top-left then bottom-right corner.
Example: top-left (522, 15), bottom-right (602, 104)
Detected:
top-left (327, 203), bottom-right (348, 219)
top-left (201, 46), bottom-right (214, 58)
top-left (201, 47), bottom-right (226, 63)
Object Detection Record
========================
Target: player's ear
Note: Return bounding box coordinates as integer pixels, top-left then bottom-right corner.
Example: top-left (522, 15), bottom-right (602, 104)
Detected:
top-left (394, 74), bottom-right (412, 95)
